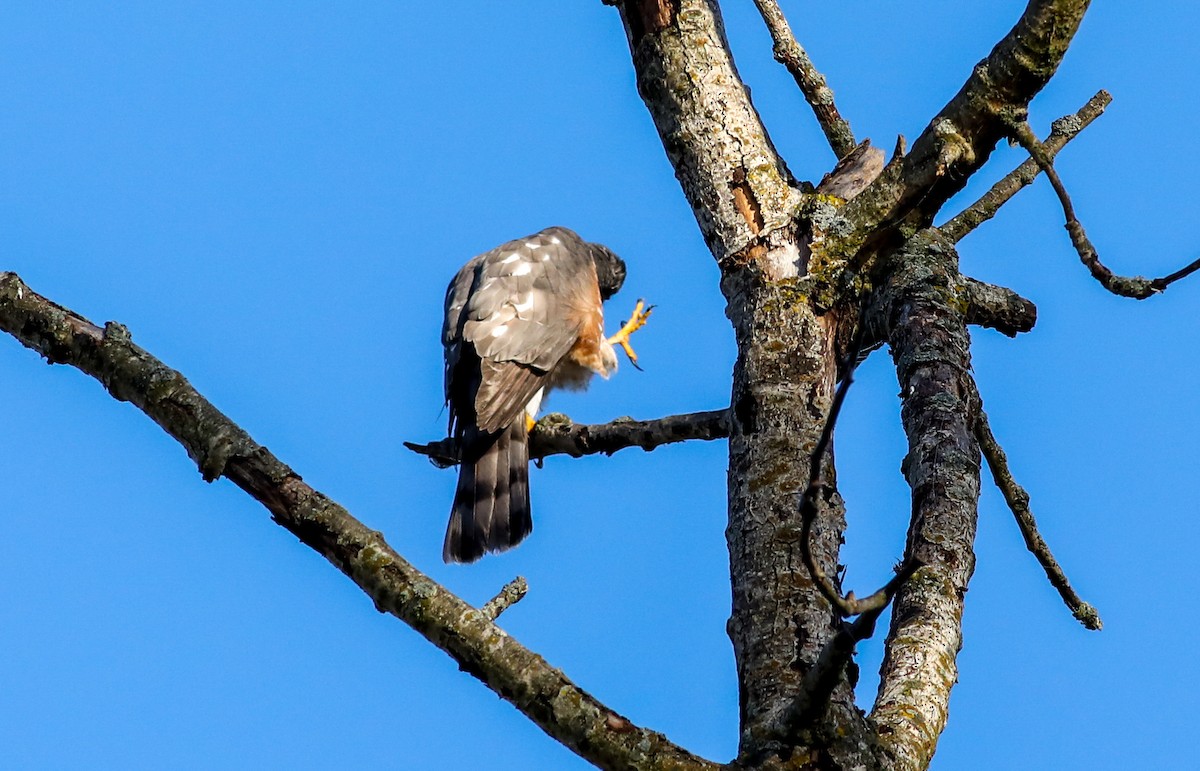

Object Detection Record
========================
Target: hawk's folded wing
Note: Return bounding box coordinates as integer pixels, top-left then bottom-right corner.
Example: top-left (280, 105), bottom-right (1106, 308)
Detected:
top-left (443, 227), bottom-right (601, 434)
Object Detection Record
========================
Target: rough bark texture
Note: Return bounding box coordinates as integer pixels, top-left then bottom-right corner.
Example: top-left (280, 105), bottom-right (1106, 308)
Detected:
top-left (406, 409), bottom-right (731, 466)
top-left (868, 233), bottom-right (981, 771)
top-left (615, 0), bottom-right (801, 269)
top-left (7, 1), bottom-right (1165, 769)
top-left (613, 2), bottom-right (883, 766)
top-left (722, 271), bottom-right (878, 768)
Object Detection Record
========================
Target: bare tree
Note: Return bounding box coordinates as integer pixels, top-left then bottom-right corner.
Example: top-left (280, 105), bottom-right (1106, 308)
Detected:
top-left (3, 2), bottom-right (1196, 769)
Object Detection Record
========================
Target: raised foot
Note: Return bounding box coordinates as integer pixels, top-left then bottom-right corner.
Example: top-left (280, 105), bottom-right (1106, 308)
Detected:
top-left (607, 299), bottom-right (654, 369)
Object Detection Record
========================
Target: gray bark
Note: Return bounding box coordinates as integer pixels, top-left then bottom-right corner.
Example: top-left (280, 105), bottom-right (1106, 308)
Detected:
top-left (7, 1), bottom-right (1183, 769)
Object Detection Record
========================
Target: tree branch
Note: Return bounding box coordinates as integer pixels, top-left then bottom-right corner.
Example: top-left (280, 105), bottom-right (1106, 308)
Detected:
top-left (404, 409), bottom-right (730, 467)
top-left (973, 400), bottom-right (1101, 630)
top-left (941, 90), bottom-right (1111, 242)
top-left (960, 277), bottom-right (1037, 337)
top-left (817, 0), bottom-right (1093, 267)
top-left (611, 0), bottom-right (801, 268)
top-left (0, 272), bottom-right (716, 771)
top-left (777, 602), bottom-right (892, 739)
top-left (861, 275), bottom-right (1036, 364)
top-left (480, 577), bottom-right (529, 622)
top-left (801, 317), bottom-right (917, 618)
top-left (1006, 117), bottom-right (1200, 299)
top-left (750, 0), bottom-right (857, 159)
top-left (870, 232), bottom-right (981, 771)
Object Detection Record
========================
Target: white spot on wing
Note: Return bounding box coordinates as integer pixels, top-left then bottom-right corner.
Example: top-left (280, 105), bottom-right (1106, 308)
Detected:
top-left (491, 325), bottom-right (508, 337)
top-left (525, 388), bottom-right (545, 419)
top-left (512, 293), bottom-right (535, 312)
top-left (540, 253), bottom-right (551, 261)
top-left (511, 262), bottom-right (533, 276)
top-left (549, 236), bottom-right (561, 244)
top-left (499, 252), bottom-right (520, 264)
top-left (526, 241), bottom-right (541, 248)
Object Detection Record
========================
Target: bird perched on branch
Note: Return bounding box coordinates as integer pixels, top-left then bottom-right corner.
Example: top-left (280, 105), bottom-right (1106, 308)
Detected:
top-left (441, 226), bottom-right (651, 563)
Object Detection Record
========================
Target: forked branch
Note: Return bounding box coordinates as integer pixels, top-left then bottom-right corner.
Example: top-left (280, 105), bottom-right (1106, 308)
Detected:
top-left (942, 90), bottom-right (1111, 242)
top-left (825, 0), bottom-right (1095, 265)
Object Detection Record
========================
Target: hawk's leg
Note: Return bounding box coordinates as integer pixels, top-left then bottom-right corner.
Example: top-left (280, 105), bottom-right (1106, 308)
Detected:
top-left (608, 299), bottom-right (654, 367)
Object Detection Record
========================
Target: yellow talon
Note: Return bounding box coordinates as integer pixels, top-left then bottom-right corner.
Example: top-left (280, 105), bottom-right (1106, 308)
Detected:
top-left (607, 299), bottom-right (654, 368)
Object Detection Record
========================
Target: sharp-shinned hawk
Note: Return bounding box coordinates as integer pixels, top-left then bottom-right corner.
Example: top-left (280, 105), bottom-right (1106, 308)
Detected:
top-left (441, 226), bottom-right (648, 563)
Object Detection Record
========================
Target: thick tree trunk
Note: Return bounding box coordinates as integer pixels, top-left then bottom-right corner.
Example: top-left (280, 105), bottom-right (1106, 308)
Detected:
top-left (723, 270), bottom-right (877, 767)
top-left (611, 2), bottom-right (881, 765)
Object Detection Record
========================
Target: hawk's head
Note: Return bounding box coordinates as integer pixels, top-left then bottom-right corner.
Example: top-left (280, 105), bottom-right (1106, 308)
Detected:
top-left (588, 243), bottom-right (626, 301)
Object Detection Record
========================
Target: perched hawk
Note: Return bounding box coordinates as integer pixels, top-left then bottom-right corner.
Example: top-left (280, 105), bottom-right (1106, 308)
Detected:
top-left (441, 226), bottom-right (647, 563)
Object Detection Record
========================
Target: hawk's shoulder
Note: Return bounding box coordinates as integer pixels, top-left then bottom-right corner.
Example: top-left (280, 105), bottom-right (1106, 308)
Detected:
top-left (443, 227), bottom-right (603, 433)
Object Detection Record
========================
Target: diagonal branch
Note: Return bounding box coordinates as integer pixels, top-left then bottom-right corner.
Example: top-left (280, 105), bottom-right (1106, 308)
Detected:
top-left (1006, 118), bottom-right (1200, 298)
top-left (0, 272), bottom-right (717, 771)
top-left (973, 397), bottom-right (1102, 630)
top-left (820, 0), bottom-right (1094, 266)
top-left (750, 0), bottom-right (857, 159)
top-left (941, 90), bottom-right (1111, 242)
top-left (404, 409), bottom-right (730, 467)
top-left (778, 602), bottom-right (893, 737)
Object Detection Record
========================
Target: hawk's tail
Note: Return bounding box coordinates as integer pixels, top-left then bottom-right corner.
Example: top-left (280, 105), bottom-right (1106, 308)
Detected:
top-left (443, 418), bottom-right (532, 563)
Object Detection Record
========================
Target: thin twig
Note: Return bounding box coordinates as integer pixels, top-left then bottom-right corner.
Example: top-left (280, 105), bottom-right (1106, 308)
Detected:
top-left (941, 90), bottom-right (1111, 242)
top-left (751, 0), bottom-right (856, 158)
top-left (800, 311), bottom-right (918, 618)
top-left (973, 397), bottom-right (1102, 630)
top-left (404, 409), bottom-right (730, 467)
top-left (480, 576), bottom-right (529, 621)
top-left (1006, 117), bottom-right (1200, 299)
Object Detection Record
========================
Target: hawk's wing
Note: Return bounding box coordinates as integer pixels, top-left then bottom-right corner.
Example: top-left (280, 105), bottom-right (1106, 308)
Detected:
top-left (443, 226), bottom-right (600, 435)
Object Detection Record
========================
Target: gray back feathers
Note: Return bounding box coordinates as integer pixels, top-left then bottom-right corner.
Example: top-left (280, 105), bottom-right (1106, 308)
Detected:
top-left (440, 226), bottom-right (627, 563)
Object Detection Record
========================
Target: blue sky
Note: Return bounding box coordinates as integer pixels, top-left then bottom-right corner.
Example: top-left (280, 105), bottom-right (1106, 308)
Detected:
top-left (1, 3), bottom-right (1196, 769)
